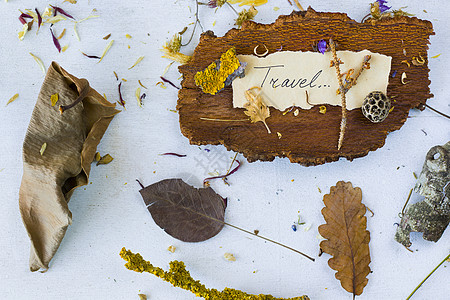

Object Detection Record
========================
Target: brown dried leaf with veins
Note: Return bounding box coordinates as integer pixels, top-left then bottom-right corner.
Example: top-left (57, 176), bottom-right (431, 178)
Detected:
top-left (318, 181), bottom-right (371, 299)
top-left (243, 87), bottom-right (271, 134)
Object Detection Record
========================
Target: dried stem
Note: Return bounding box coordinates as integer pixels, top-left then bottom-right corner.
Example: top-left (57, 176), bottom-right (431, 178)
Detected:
top-left (59, 80), bottom-right (90, 114)
top-left (181, 0), bottom-right (204, 47)
top-left (226, 1), bottom-right (239, 15)
top-left (292, 0), bottom-right (305, 11)
top-left (200, 117), bottom-right (249, 122)
top-left (406, 253), bottom-right (450, 300)
top-left (401, 188), bottom-right (414, 216)
top-left (329, 39), bottom-right (347, 150)
top-left (330, 40), bottom-right (371, 150)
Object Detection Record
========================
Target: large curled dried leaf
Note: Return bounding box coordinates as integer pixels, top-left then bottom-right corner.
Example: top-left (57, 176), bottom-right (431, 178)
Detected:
top-left (139, 179), bottom-right (226, 242)
top-left (19, 62), bottom-right (120, 272)
top-left (318, 181), bottom-right (371, 299)
top-left (243, 86), bottom-right (271, 133)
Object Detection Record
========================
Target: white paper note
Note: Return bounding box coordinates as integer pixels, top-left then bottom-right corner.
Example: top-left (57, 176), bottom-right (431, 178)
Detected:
top-left (232, 50), bottom-right (392, 110)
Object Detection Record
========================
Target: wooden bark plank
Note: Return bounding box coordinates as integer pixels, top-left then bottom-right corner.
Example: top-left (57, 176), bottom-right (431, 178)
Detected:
top-left (178, 8), bottom-right (434, 166)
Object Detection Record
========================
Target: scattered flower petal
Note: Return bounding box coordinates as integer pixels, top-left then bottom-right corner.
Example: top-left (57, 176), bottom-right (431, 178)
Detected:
top-left (319, 106), bottom-right (327, 114)
top-left (129, 56), bottom-right (144, 70)
top-left (318, 39), bottom-right (327, 54)
top-left (138, 80), bottom-right (148, 89)
top-left (224, 253), bottom-right (236, 261)
top-left (50, 5), bottom-right (75, 20)
top-left (136, 87), bottom-right (142, 107)
top-left (6, 93), bottom-right (19, 106)
top-left (96, 154), bottom-right (114, 165)
top-left (160, 76), bottom-right (180, 89)
top-left (117, 81), bottom-right (126, 108)
top-left (50, 93), bottom-right (59, 106)
top-left (40, 143), bottom-right (47, 156)
top-left (50, 27), bottom-right (62, 52)
top-left (98, 40), bottom-right (114, 63)
top-left (29, 52), bottom-right (46, 74)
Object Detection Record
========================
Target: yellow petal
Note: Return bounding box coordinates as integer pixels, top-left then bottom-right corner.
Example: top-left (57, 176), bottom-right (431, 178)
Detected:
top-left (6, 93), bottom-right (19, 106)
top-left (51, 94), bottom-right (59, 106)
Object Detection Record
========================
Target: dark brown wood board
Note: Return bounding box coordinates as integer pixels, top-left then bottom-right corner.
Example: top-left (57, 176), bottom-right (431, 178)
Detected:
top-left (177, 8), bottom-right (434, 166)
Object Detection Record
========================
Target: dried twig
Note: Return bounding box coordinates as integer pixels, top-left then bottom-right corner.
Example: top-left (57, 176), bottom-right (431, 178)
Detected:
top-left (330, 40), bottom-right (371, 150)
top-left (329, 39), bottom-right (347, 150)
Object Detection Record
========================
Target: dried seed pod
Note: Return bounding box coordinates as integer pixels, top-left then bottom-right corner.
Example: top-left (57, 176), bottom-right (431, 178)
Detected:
top-left (361, 91), bottom-right (391, 123)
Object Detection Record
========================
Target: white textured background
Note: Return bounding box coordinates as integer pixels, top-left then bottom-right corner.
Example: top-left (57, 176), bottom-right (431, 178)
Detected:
top-left (0, 0), bottom-right (449, 299)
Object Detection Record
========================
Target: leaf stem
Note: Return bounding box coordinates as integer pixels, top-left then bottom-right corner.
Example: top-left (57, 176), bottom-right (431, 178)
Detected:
top-left (223, 221), bottom-right (315, 262)
top-left (406, 252), bottom-right (450, 300)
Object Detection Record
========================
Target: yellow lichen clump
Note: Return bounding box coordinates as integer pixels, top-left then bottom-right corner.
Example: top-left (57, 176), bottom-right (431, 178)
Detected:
top-left (119, 247), bottom-right (310, 300)
top-left (194, 48), bottom-right (241, 95)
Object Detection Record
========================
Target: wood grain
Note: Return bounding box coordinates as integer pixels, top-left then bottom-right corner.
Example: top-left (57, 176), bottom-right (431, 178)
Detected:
top-left (177, 8), bottom-right (434, 166)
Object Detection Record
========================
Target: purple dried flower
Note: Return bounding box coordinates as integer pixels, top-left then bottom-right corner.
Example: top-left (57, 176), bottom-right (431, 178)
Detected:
top-left (318, 39), bottom-right (327, 54)
top-left (377, 0), bottom-right (391, 13)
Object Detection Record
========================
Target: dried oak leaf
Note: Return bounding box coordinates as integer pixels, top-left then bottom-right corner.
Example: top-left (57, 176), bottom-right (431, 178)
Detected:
top-left (19, 62), bottom-right (120, 272)
top-left (243, 86), bottom-right (271, 133)
top-left (318, 181), bottom-right (371, 299)
top-left (139, 178), bottom-right (226, 242)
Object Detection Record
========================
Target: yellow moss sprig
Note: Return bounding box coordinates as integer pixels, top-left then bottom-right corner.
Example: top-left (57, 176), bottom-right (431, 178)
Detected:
top-left (120, 247), bottom-right (310, 300)
top-left (194, 47), bottom-right (241, 95)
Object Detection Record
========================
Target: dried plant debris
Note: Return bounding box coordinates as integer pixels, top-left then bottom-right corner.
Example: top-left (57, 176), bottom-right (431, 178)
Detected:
top-left (6, 93), bottom-right (19, 106)
top-left (244, 87), bottom-right (271, 133)
top-left (161, 33), bottom-right (191, 64)
top-left (96, 154), bottom-right (114, 166)
top-left (223, 252), bottom-right (236, 261)
top-left (318, 181), bottom-right (371, 299)
top-left (365, 0), bottom-right (414, 22)
top-left (395, 142), bottom-right (450, 248)
top-left (19, 62), bottom-right (120, 272)
top-left (194, 47), bottom-right (247, 95)
top-left (29, 52), bottom-right (46, 74)
top-left (235, 5), bottom-right (258, 28)
top-left (138, 178), bottom-right (226, 242)
top-left (120, 248), bottom-right (310, 300)
top-left (18, 5), bottom-right (97, 43)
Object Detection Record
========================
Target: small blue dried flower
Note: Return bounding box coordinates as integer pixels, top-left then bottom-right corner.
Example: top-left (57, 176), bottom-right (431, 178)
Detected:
top-left (377, 0), bottom-right (391, 13)
top-left (318, 40), bottom-right (327, 54)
